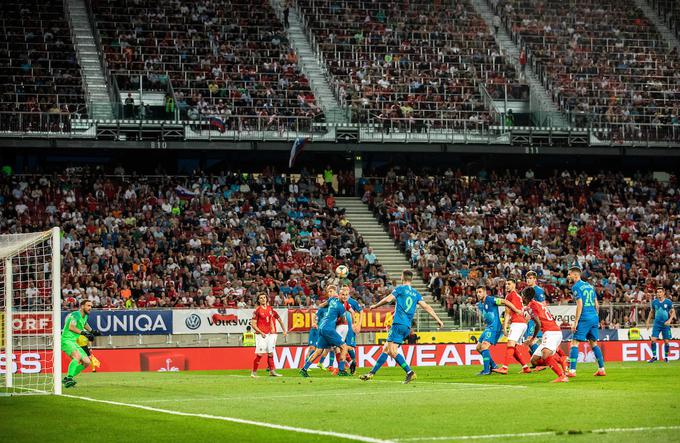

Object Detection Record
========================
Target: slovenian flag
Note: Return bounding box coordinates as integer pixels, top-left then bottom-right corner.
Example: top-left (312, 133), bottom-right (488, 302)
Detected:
top-left (289, 137), bottom-right (306, 168)
top-left (175, 185), bottom-right (197, 200)
top-left (208, 116), bottom-right (226, 133)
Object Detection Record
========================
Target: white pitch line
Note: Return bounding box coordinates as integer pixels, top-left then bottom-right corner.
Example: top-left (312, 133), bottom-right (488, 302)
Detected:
top-left (393, 425), bottom-right (680, 441)
top-left (135, 386), bottom-right (508, 404)
top-left (61, 394), bottom-right (391, 443)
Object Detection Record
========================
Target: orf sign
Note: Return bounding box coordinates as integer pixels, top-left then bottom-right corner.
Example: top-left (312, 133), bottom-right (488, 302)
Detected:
top-left (12, 313), bottom-right (52, 335)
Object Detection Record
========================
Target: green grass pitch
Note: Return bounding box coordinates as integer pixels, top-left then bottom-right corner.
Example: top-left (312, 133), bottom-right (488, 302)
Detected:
top-left (2, 362), bottom-right (679, 442)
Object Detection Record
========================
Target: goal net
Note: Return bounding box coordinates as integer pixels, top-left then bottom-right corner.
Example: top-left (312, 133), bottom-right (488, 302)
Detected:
top-left (0, 228), bottom-right (61, 395)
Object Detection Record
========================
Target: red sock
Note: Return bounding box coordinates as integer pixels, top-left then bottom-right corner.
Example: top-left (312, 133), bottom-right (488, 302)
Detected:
top-left (346, 354), bottom-right (352, 363)
top-left (534, 358), bottom-right (546, 366)
top-left (267, 355), bottom-right (275, 371)
top-left (546, 355), bottom-right (564, 377)
top-left (335, 353), bottom-right (341, 365)
top-left (556, 348), bottom-right (566, 359)
top-left (504, 346), bottom-right (514, 366)
top-left (514, 346), bottom-right (528, 366)
top-left (253, 355), bottom-right (262, 372)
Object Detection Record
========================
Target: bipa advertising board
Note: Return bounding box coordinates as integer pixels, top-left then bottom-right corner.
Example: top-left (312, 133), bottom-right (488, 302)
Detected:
top-left (172, 309), bottom-right (288, 334)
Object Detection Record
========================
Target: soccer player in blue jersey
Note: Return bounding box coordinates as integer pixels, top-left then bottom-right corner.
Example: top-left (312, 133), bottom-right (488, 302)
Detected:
top-left (306, 301), bottom-right (322, 357)
top-left (646, 286), bottom-right (676, 363)
top-left (567, 265), bottom-right (606, 377)
top-left (300, 285), bottom-right (353, 377)
top-left (360, 270), bottom-right (444, 384)
top-left (523, 271), bottom-right (546, 355)
top-left (474, 284), bottom-right (522, 375)
top-left (341, 286), bottom-right (363, 374)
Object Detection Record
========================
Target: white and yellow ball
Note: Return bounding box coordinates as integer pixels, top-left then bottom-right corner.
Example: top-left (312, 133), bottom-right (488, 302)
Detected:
top-left (335, 264), bottom-right (349, 278)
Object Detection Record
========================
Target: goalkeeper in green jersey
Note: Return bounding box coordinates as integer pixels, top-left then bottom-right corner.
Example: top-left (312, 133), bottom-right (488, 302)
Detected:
top-left (62, 300), bottom-right (101, 388)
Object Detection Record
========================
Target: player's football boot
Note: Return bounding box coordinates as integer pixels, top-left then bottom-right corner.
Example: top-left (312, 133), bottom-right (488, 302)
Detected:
top-left (647, 357), bottom-right (657, 363)
top-left (551, 375), bottom-right (569, 383)
top-left (63, 376), bottom-right (77, 388)
top-left (349, 360), bottom-right (357, 375)
top-left (403, 371), bottom-right (417, 384)
top-left (520, 366), bottom-right (532, 374)
top-left (492, 366), bottom-right (508, 375)
top-left (269, 371), bottom-right (283, 377)
top-left (476, 370), bottom-right (491, 376)
top-left (299, 369), bottom-right (310, 378)
top-left (337, 370), bottom-right (350, 377)
top-left (664, 358), bottom-right (669, 363)
top-left (593, 369), bottom-right (606, 377)
top-left (331, 368), bottom-right (339, 376)
top-left (566, 371), bottom-right (576, 378)
top-left (250, 371), bottom-right (258, 378)
top-left (532, 366), bottom-right (547, 372)
top-left (359, 373), bottom-right (374, 381)
top-left (318, 363), bottom-right (326, 371)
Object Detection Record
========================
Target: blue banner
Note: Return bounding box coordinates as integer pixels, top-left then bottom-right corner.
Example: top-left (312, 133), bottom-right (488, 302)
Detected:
top-left (61, 310), bottom-right (173, 335)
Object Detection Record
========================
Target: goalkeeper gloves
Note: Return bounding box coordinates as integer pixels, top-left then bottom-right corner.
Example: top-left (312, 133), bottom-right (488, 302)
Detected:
top-left (91, 330), bottom-right (102, 337)
top-left (80, 330), bottom-right (95, 341)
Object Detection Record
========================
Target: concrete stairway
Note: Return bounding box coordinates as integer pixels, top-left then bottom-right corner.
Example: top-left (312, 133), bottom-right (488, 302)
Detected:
top-left (470, 0), bottom-right (570, 128)
top-left (269, 0), bottom-right (347, 124)
top-left (633, 0), bottom-right (680, 50)
top-left (336, 197), bottom-right (456, 331)
top-left (65, 0), bottom-right (113, 119)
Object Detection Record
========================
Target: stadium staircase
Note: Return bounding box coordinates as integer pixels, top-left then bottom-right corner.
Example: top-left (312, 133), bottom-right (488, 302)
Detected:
top-left (470, 0), bottom-right (570, 128)
top-left (269, 0), bottom-right (348, 124)
top-left (65, 0), bottom-right (114, 120)
top-left (633, 0), bottom-right (680, 50)
top-left (336, 197), bottom-right (456, 331)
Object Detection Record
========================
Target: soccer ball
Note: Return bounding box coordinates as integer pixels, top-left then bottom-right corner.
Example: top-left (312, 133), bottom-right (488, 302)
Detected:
top-left (335, 265), bottom-right (349, 278)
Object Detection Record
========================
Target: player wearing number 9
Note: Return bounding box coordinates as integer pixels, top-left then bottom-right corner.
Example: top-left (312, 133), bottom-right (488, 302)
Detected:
top-left (567, 265), bottom-right (606, 377)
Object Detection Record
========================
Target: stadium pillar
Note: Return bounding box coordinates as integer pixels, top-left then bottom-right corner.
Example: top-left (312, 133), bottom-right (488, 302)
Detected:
top-left (354, 154), bottom-right (363, 196)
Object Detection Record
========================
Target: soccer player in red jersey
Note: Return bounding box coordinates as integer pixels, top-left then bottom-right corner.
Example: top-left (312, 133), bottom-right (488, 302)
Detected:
top-left (493, 279), bottom-right (531, 374)
top-left (522, 287), bottom-right (568, 383)
top-left (251, 293), bottom-right (287, 377)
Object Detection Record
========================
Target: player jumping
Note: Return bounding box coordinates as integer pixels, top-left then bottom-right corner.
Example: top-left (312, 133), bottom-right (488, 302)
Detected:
top-left (567, 265), bottom-right (606, 377)
top-left (493, 278), bottom-right (531, 374)
top-left (522, 287), bottom-right (569, 383)
top-left (474, 284), bottom-right (521, 375)
top-left (647, 286), bottom-right (676, 363)
top-left (61, 300), bottom-right (101, 388)
top-left (360, 270), bottom-right (444, 384)
top-left (300, 284), bottom-right (353, 377)
top-left (251, 293), bottom-right (287, 377)
top-left (523, 271), bottom-right (546, 356)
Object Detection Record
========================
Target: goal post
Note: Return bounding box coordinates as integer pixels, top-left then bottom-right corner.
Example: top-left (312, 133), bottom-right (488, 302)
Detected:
top-left (0, 227), bottom-right (61, 395)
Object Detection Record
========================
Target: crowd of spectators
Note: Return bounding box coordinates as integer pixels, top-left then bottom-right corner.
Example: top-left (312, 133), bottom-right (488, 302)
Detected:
top-left (646, 0), bottom-right (680, 41)
top-left (364, 167), bottom-right (679, 326)
top-left (492, 0), bottom-right (680, 141)
top-left (92, 0), bottom-right (323, 131)
top-left (299, 0), bottom-right (524, 130)
top-left (0, 166), bottom-right (396, 311)
top-left (0, 0), bottom-right (86, 132)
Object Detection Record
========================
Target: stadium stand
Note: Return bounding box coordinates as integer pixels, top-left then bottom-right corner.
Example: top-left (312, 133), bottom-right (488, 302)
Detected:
top-left (0, 0), bottom-right (87, 132)
top-left (362, 168), bottom-right (679, 324)
top-left (645, 0), bottom-right (680, 41)
top-left (493, 0), bottom-right (680, 142)
top-left (297, 0), bottom-right (526, 131)
top-left (90, 0), bottom-right (324, 130)
top-left (0, 168), bottom-right (391, 310)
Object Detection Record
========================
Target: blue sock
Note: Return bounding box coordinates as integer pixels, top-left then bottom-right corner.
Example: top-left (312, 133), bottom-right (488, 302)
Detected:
top-left (530, 343), bottom-right (539, 354)
top-left (370, 352), bottom-right (389, 374)
top-left (303, 358), bottom-right (313, 370)
top-left (592, 345), bottom-right (604, 369)
top-left (569, 346), bottom-right (579, 371)
top-left (664, 344), bottom-right (670, 359)
top-left (481, 349), bottom-right (491, 373)
top-left (329, 353), bottom-right (335, 366)
top-left (338, 359), bottom-right (345, 371)
top-left (652, 342), bottom-right (657, 357)
top-left (394, 354), bottom-right (412, 373)
top-left (348, 349), bottom-right (356, 360)
top-left (489, 355), bottom-right (498, 369)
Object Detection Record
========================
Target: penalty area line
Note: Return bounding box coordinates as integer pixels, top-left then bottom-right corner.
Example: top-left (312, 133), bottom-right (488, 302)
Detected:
top-left (61, 394), bottom-right (392, 443)
top-left (393, 425), bottom-right (680, 441)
